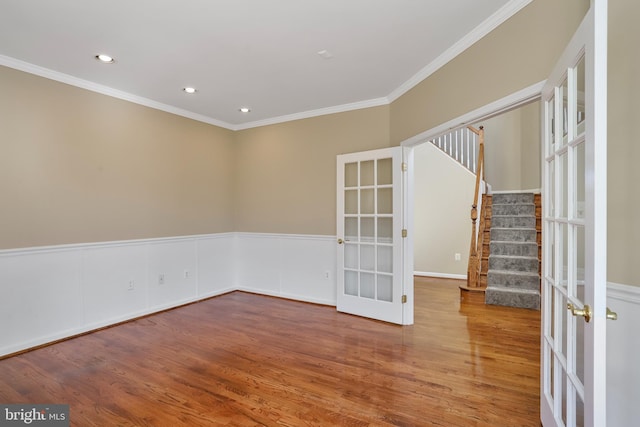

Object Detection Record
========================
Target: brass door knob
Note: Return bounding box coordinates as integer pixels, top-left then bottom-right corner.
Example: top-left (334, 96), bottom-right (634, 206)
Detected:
top-left (337, 238), bottom-right (344, 244)
top-left (567, 303), bottom-right (591, 323)
top-left (606, 307), bottom-right (618, 321)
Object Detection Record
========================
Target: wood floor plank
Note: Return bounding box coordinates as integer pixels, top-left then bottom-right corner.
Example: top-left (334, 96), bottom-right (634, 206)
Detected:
top-left (0, 277), bottom-right (540, 426)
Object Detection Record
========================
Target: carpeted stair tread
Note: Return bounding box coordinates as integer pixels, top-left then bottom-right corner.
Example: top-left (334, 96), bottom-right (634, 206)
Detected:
top-left (485, 192), bottom-right (540, 310)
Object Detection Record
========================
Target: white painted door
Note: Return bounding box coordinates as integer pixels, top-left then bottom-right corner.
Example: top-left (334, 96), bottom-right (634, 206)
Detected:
top-left (540, 2), bottom-right (612, 426)
top-left (336, 147), bottom-right (410, 325)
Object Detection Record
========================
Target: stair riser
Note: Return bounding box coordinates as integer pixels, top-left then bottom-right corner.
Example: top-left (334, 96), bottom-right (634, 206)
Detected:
top-left (489, 256), bottom-right (538, 272)
top-left (485, 288), bottom-right (540, 310)
top-left (492, 204), bottom-right (535, 216)
top-left (491, 216), bottom-right (536, 228)
top-left (491, 229), bottom-right (537, 242)
top-left (491, 193), bottom-right (534, 205)
top-left (490, 242), bottom-right (538, 257)
top-left (487, 272), bottom-right (540, 290)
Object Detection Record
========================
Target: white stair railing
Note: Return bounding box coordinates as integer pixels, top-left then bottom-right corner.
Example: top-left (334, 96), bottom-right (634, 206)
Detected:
top-left (429, 127), bottom-right (479, 174)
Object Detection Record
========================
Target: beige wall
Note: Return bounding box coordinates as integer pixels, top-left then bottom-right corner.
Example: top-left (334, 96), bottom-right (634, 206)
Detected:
top-left (0, 66), bottom-right (236, 249)
top-left (519, 101), bottom-right (542, 190)
top-left (390, 0), bottom-right (589, 145)
top-left (474, 100), bottom-right (541, 192)
top-left (413, 143), bottom-right (476, 275)
top-left (607, 0), bottom-right (640, 286)
top-left (233, 106), bottom-right (391, 235)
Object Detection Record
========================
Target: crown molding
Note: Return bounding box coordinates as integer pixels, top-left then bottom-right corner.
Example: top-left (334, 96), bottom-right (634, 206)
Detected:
top-left (233, 97), bottom-right (389, 131)
top-left (0, 54), bottom-right (236, 130)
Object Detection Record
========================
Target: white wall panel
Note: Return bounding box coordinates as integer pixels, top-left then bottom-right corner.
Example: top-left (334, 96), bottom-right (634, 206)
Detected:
top-left (147, 239), bottom-right (198, 310)
top-left (82, 244), bottom-right (148, 328)
top-left (0, 249), bottom-right (82, 355)
top-left (279, 236), bottom-right (335, 305)
top-left (236, 233), bottom-right (336, 305)
top-left (236, 234), bottom-right (282, 294)
top-left (197, 235), bottom-right (236, 297)
top-left (607, 283), bottom-right (640, 427)
top-left (0, 234), bottom-right (237, 357)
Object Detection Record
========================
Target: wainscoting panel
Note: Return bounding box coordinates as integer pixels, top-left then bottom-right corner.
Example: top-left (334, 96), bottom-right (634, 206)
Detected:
top-left (0, 248), bottom-right (83, 356)
top-left (147, 239), bottom-right (198, 310)
top-left (0, 233), bottom-right (336, 357)
top-left (235, 233), bottom-right (336, 305)
top-left (236, 234), bottom-right (282, 295)
top-left (0, 234), bottom-right (238, 357)
top-left (607, 282), bottom-right (640, 427)
top-left (196, 234), bottom-right (237, 297)
top-left (82, 243), bottom-right (149, 328)
top-left (279, 236), bottom-right (336, 305)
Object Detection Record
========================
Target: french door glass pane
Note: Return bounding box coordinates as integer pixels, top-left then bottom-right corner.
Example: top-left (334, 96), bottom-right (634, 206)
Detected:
top-left (360, 160), bottom-right (374, 186)
top-left (576, 57), bottom-right (586, 136)
top-left (345, 217), bottom-right (357, 241)
top-left (547, 221), bottom-right (555, 279)
top-left (377, 246), bottom-right (392, 273)
top-left (575, 142), bottom-right (585, 219)
top-left (559, 291), bottom-right (568, 359)
top-left (560, 152), bottom-right (569, 218)
top-left (360, 245), bottom-right (375, 271)
top-left (361, 272), bottom-right (375, 299)
top-left (345, 271), bottom-right (358, 296)
top-left (377, 158), bottom-right (392, 185)
top-left (345, 162), bottom-right (358, 187)
top-left (345, 190), bottom-right (358, 214)
top-left (361, 189), bottom-right (374, 214)
top-left (345, 244), bottom-right (357, 269)
top-left (561, 365), bottom-right (568, 426)
top-left (550, 284), bottom-right (556, 341)
top-left (576, 226), bottom-right (585, 285)
top-left (378, 218), bottom-right (392, 243)
top-left (378, 188), bottom-right (392, 214)
top-left (548, 159), bottom-right (556, 216)
top-left (377, 275), bottom-right (393, 302)
top-left (548, 97), bottom-right (556, 155)
top-left (576, 313), bottom-right (585, 385)
top-left (361, 217), bottom-right (374, 242)
top-left (577, 388), bottom-right (585, 427)
top-left (560, 223), bottom-right (569, 287)
top-left (561, 78), bottom-right (569, 140)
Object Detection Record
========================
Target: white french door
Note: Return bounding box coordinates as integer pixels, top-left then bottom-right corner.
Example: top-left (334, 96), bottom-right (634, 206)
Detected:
top-left (336, 146), bottom-right (411, 325)
top-left (540, 2), bottom-right (612, 426)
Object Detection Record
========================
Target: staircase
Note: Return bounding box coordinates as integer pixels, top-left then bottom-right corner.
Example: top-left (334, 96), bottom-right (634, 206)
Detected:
top-left (484, 193), bottom-right (541, 309)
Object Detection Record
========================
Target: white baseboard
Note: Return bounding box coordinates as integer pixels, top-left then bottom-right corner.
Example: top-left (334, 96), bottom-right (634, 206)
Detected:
top-left (414, 271), bottom-right (466, 280)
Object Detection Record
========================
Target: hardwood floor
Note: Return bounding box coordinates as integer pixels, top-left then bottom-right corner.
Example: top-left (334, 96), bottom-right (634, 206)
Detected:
top-left (0, 277), bottom-right (540, 426)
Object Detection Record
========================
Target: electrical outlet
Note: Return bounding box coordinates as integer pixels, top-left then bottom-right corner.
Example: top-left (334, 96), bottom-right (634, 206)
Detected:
top-left (455, 253), bottom-right (461, 261)
top-left (128, 280), bottom-right (135, 291)
top-left (183, 269), bottom-right (190, 279)
top-left (158, 274), bottom-right (165, 285)
top-left (324, 270), bottom-right (330, 280)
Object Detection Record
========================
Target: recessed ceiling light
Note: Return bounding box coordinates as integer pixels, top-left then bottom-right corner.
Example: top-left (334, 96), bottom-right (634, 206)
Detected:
top-left (239, 107), bottom-right (251, 113)
top-left (95, 54), bottom-right (114, 63)
top-left (183, 87), bottom-right (197, 94)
